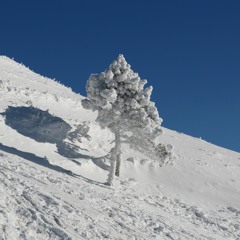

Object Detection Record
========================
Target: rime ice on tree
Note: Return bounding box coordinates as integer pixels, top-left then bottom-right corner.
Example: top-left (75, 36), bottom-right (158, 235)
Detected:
top-left (82, 55), bottom-right (172, 185)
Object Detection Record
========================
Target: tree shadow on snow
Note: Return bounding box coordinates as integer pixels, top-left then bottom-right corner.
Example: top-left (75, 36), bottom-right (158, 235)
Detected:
top-left (0, 106), bottom-right (90, 159)
top-left (1, 106), bottom-right (110, 172)
top-left (91, 155), bottom-right (110, 171)
top-left (0, 143), bottom-right (109, 188)
top-left (0, 143), bottom-right (73, 175)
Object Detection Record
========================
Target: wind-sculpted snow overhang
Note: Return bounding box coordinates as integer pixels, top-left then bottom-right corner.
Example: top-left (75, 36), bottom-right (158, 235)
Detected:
top-left (1, 106), bottom-right (90, 159)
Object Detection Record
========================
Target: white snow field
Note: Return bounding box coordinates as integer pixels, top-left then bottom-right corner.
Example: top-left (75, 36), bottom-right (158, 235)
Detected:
top-left (0, 56), bottom-right (239, 240)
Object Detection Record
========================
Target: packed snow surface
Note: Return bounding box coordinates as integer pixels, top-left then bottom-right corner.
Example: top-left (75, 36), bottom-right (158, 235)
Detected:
top-left (0, 56), bottom-right (239, 240)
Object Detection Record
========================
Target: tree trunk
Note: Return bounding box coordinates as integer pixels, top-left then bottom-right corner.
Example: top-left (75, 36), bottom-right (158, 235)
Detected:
top-left (106, 128), bottom-right (121, 186)
top-left (115, 149), bottom-right (121, 177)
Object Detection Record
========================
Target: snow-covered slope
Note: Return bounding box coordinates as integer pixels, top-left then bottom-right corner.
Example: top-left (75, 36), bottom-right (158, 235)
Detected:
top-left (0, 56), bottom-right (239, 240)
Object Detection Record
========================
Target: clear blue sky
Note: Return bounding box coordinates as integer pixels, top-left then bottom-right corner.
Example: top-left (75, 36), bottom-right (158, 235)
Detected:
top-left (1, 1), bottom-right (239, 152)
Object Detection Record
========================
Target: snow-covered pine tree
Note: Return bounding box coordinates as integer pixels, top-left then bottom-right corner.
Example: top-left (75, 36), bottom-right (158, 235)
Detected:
top-left (82, 54), bottom-right (172, 186)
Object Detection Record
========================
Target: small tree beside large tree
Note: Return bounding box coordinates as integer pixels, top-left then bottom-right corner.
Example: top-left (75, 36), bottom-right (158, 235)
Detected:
top-left (82, 55), bottom-right (172, 186)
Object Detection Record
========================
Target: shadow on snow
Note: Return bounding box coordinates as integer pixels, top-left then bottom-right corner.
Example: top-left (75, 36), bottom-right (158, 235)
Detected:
top-left (0, 106), bottom-right (110, 171)
top-left (0, 143), bottom-right (73, 175)
top-left (1, 106), bottom-right (90, 159)
top-left (0, 143), bottom-right (109, 188)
